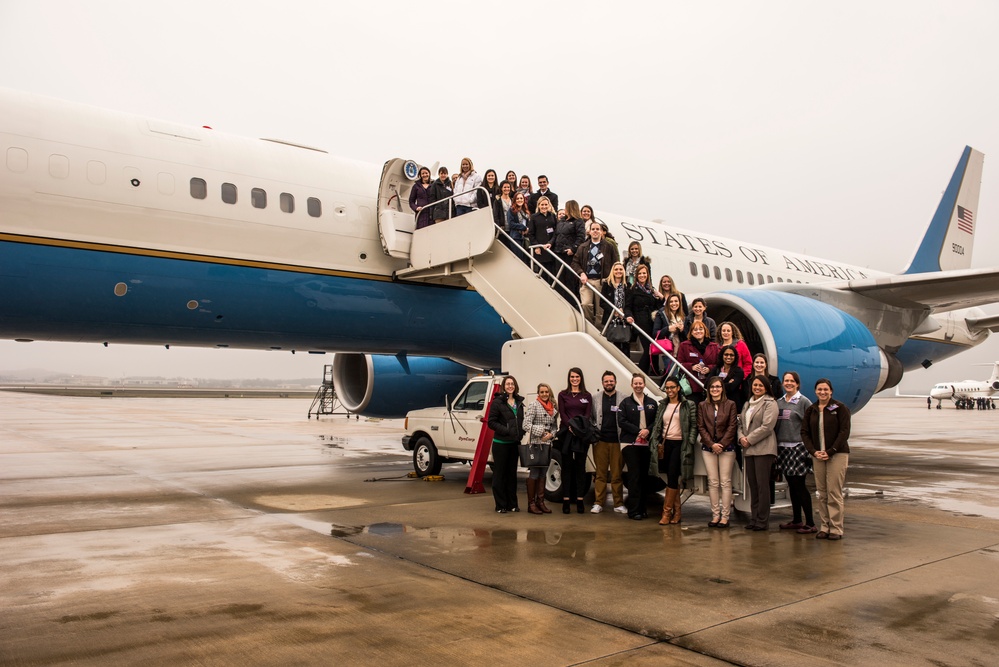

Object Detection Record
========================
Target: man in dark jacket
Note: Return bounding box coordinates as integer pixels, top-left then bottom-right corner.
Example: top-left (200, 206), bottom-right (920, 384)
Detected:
top-left (527, 175), bottom-right (558, 214)
top-left (571, 220), bottom-right (619, 324)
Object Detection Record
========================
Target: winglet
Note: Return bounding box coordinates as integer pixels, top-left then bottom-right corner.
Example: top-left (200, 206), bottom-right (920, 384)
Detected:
top-left (903, 146), bottom-right (984, 274)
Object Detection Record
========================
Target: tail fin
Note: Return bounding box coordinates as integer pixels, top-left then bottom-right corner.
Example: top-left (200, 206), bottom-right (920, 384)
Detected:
top-left (989, 361), bottom-right (999, 387)
top-left (903, 146), bottom-right (984, 274)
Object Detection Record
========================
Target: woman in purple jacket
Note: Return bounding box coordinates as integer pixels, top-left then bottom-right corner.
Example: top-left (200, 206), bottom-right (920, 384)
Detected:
top-left (409, 167), bottom-right (434, 229)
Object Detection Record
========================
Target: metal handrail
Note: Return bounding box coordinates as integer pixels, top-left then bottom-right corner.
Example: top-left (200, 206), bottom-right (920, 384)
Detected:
top-left (531, 242), bottom-right (702, 390)
top-left (409, 200), bottom-right (701, 389)
top-left (415, 185), bottom-right (493, 223)
top-left (581, 279), bottom-right (704, 391)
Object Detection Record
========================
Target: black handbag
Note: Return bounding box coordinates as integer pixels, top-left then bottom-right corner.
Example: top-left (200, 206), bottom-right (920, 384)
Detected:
top-left (605, 318), bottom-right (630, 343)
top-left (519, 443), bottom-right (551, 467)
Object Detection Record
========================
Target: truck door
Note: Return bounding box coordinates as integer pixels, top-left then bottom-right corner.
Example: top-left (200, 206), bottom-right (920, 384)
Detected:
top-left (444, 379), bottom-right (492, 460)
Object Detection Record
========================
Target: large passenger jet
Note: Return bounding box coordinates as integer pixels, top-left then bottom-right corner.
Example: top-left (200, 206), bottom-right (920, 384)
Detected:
top-left (2, 88), bottom-right (998, 416)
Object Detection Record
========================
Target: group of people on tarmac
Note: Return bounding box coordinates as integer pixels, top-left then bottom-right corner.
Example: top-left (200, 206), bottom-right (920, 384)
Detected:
top-left (955, 397), bottom-right (995, 410)
top-left (487, 366), bottom-right (853, 541)
top-left (413, 160), bottom-right (854, 540)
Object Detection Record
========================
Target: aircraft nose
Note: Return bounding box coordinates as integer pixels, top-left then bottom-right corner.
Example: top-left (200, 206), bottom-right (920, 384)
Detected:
top-left (929, 388), bottom-right (952, 399)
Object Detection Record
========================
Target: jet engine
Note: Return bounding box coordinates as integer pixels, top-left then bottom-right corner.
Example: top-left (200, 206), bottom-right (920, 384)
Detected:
top-left (706, 291), bottom-right (900, 412)
top-left (332, 353), bottom-right (470, 418)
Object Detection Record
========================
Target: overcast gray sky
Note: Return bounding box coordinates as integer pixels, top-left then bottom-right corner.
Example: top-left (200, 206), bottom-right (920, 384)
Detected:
top-left (1, 1), bottom-right (998, 389)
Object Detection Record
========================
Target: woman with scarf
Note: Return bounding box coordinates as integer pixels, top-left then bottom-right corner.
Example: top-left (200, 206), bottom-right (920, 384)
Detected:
top-left (738, 376), bottom-right (779, 530)
top-left (486, 375), bottom-right (525, 514)
top-left (556, 367), bottom-right (593, 514)
top-left (677, 321), bottom-right (719, 403)
top-left (624, 264), bottom-right (663, 375)
top-left (649, 376), bottom-right (698, 525)
top-left (698, 376), bottom-right (738, 527)
top-left (600, 262), bottom-right (630, 355)
top-left (775, 371), bottom-right (816, 533)
top-left (522, 382), bottom-right (557, 514)
top-left (623, 241), bottom-right (652, 286)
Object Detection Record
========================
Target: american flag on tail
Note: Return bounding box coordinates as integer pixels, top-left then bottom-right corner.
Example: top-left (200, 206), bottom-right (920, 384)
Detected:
top-left (957, 206), bottom-right (974, 234)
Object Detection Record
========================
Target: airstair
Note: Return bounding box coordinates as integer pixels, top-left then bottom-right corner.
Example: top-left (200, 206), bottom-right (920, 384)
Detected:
top-left (376, 158), bottom-right (778, 511)
top-left (376, 159), bottom-right (671, 397)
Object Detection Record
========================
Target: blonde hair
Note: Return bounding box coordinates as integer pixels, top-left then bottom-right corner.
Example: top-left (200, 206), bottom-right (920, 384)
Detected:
top-left (607, 261), bottom-right (626, 288)
top-left (564, 200), bottom-right (581, 219)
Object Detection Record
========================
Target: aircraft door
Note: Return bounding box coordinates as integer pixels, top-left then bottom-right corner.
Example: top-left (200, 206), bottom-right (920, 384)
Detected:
top-left (377, 158), bottom-right (421, 259)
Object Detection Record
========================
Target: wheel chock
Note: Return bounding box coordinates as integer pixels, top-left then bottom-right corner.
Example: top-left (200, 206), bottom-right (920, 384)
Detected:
top-left (423, 475), bottom-right (445, 482)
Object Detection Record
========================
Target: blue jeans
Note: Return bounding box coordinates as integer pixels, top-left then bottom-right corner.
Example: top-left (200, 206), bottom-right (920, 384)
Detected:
top-left (454, 205), bottom-right (476, 216)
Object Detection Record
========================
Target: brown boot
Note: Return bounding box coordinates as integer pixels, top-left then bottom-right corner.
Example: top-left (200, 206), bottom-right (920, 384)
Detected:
top-left (527, 479), bottom-right (542, 514)
top-left (536, 485), bottom-right (552, 514)
top-left (659, 488), bottom-right (676, 525)
top-left (669, 488), bottom-right (682, 524)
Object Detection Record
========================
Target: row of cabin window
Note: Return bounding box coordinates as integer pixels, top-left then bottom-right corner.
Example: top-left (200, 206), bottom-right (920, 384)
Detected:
top-left (689, 261), bottom-right (803, 285)
top-left (189, 178), bottom-right (322, 217)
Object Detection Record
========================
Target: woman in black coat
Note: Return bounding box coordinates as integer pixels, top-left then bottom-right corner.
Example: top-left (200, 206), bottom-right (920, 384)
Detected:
top-left (527, 196), bottom-right (558, 281)
top-left (487, 376), bottom-right (526, 514)
top-left (624, 264), bottom-right (664, 374)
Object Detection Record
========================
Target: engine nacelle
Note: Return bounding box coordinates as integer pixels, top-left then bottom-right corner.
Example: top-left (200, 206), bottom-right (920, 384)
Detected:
top-left (332, 353), bottom-right (469, 418)
top-left (706, 291), bottom-right (887, 412)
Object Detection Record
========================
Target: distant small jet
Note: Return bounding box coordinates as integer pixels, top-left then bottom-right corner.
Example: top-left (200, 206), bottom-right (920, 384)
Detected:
top-left (929, 362), bottom-right (999, 407)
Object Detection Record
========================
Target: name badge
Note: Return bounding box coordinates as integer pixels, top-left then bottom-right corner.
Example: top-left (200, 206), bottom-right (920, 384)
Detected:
top-left (596, 253), bottom-right (604, 259)
top-left (689, 352), bottom-right (698, 357)
top-left (778, 409), bottom-right (791, 420)
top-left (636, 405), bottom-right (644, 411)
top-left (580, 398), bottom-right (589, 404)
top-left (546, 227), bottom-right (554, 233)
top-left (610, 405), bottom-right (619, 412)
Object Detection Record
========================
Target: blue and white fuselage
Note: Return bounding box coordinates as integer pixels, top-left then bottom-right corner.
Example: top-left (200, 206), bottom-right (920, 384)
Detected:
top-left (1, 89), bottom-right (997, 415)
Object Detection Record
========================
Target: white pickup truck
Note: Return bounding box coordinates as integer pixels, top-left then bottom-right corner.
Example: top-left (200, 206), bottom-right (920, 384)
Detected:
top-left (401, 374), bottom-right (580, 500)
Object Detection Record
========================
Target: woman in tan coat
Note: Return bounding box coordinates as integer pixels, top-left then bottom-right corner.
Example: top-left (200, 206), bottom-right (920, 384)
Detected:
top-left (738, 376), bottom-right (779, 530)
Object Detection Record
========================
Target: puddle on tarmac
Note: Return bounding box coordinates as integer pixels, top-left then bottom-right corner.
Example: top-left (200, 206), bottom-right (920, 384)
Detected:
top-left (330, 522), bottom-right (609, 549)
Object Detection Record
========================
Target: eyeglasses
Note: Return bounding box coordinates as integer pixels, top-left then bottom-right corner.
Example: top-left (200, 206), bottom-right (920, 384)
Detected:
top-left (665, 386), bottom-right (679, 391)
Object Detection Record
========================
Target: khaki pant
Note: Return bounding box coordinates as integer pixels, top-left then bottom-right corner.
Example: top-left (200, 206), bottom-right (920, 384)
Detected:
top-left (814, 453), bottom-right (849, 535)
top-left (580, 278), bottom-right (604, 325)
top-left (701, 450), bottom-right (736, 520)
top-left (592, 440), bottom-right (624, 507)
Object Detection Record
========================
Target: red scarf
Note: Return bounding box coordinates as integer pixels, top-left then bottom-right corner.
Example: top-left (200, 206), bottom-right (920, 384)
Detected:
top-left (537, 397), bottom-right (554, 416)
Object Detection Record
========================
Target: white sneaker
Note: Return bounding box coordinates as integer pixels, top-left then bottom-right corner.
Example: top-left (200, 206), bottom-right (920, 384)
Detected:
top-left (613, 505), bottom-right (628, 514)
top-left (590, 504), bottom-right (604, 514)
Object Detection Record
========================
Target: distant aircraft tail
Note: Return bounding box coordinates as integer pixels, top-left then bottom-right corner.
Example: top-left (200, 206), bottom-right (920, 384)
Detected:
top-left (903, 146), bottom-right (984, 274)
top-left (989, 361), bottom-right (999, 388)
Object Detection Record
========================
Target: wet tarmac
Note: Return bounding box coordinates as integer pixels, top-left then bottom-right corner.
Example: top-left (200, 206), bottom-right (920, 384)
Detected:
top-left (1, 392), bottom-right (998, 666)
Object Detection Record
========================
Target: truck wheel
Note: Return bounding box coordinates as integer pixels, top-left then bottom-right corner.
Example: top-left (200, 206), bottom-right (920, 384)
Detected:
top-left (413, 437), bottom-right (442, 476)
top-left (544, 448), bottom-right (593, 502)
top-left (544, 449), bottom-right (564, 501)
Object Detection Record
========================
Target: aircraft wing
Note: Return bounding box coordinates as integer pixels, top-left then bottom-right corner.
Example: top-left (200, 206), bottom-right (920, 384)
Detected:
top-left (821, 267), bottom-right (999, 312)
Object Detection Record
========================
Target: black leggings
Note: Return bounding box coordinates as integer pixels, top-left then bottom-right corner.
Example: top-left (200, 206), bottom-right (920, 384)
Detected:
top-left (785, 474), bottom-right (814, 525)
top-left (658, 439), bottom-right (682, 489)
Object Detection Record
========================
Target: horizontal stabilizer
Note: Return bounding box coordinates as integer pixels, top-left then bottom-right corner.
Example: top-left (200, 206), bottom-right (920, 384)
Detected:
top-left (966, 314), bottom-right (999, 334)
top-left (832, 266), bottom-right (999, 313)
